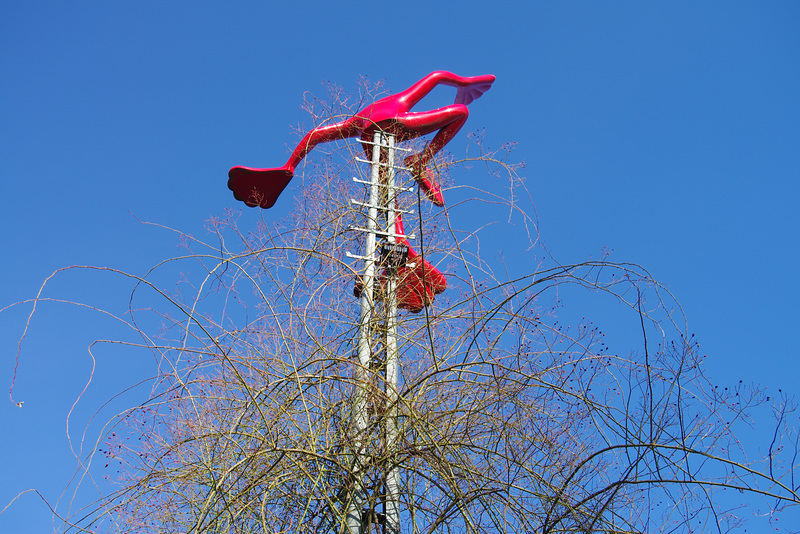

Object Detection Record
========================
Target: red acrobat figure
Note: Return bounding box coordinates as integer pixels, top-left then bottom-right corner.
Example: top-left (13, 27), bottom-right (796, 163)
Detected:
top-left (229, 71), bottom-right (495, 312)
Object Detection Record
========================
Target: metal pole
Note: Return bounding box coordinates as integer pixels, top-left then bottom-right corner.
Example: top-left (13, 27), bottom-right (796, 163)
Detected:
top-left (347, 131), bottom-right (410, 533)
top-left (383, 134), bottom-right (401, 534)
top-left (347, 130), bottom-right (384, 534)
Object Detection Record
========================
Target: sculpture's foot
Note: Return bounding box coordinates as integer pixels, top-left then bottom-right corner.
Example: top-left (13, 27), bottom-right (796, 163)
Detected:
top-left (404, 156), bottom-right (445, 207)
top-left (228, 166), bottom-right (293, 209)
top-left (352, 259), bottom-right (447, 314)
top-left (396, 259), bottom-right (447, 313)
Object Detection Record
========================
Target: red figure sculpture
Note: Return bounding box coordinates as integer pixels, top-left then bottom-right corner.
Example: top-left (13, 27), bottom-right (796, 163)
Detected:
top-left (229, 71), bottom-right (495, 312)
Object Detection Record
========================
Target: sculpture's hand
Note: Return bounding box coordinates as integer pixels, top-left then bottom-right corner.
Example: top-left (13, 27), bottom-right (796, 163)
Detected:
top-left (454, 75), bottom-right (496, 105)
top-left (228, 166), bottom-right (293, 209)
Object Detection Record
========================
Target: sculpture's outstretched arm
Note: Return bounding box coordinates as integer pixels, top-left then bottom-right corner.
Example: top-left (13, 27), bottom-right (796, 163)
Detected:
top-left (229, 118), bottom-right (360, 208)
top-left (285, 118), bottom-right (360, 171)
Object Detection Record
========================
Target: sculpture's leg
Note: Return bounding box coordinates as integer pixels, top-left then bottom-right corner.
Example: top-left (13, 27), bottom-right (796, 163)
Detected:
top-left (353, 214), bottom-right (447, 313)
top-left (398, 105), bottom-right (469, 207)
top-left (392, 71), bottom-right (452, 108)
top-left (392, 71), bottom-right (488, 109)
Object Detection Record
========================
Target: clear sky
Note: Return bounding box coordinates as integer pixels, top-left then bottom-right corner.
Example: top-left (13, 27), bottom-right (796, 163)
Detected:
top-left (2, 2), bottom-right (799, 531)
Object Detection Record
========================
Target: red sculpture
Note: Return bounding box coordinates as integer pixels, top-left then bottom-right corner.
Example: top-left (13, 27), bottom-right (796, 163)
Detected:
top-left (229, 71), bottom-right (495, 312)
top-left (352, 215), bottom-right (448, 314)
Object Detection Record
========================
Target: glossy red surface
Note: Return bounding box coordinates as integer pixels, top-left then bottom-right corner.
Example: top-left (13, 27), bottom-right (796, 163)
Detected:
top-left (228, 71), bottom-right (494, 208)
top-left (229, 71), bottom-right (494, 311)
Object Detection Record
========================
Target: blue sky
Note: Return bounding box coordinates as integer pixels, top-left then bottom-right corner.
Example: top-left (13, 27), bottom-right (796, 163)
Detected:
top-left (2, 2), bottom-right (799, 531)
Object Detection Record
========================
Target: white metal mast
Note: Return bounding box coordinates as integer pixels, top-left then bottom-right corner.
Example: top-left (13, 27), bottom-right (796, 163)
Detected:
top-left (346, 130), bottom-right (412, 534)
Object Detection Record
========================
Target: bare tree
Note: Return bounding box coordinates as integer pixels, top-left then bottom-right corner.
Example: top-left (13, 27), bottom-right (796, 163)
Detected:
top-left (6, 79), bottom-right (799, 533)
